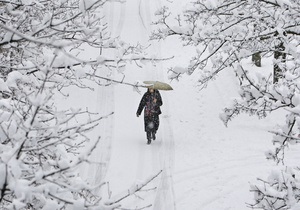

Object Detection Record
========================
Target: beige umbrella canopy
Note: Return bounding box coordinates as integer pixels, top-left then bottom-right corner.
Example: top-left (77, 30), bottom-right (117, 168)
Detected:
top-left (143, 81), bottom-right (173, 91)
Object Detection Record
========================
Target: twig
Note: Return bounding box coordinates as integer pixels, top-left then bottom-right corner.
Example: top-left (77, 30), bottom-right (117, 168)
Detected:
top-left (117, 204), bottom-right (152, 210)
top-left (105, 170), bottom-right (163, 206)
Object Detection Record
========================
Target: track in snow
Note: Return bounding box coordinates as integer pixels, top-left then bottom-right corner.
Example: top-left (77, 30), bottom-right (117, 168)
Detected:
top-left (91, 0), bottom-right (177, 209)
top-left (80, 1), bottom-right (127, 196)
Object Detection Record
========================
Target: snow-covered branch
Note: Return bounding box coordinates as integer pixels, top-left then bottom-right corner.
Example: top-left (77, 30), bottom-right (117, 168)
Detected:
top-left (0, 0), bottom-right (163, 209)
top-left (152, 0), bottom-right (300, 87)
top-left (105, 170), bottom-right (163, 206)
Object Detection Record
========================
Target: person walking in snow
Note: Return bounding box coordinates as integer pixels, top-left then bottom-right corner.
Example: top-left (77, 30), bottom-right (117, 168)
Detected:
top-left (136, 87), bottom-right (163, 144)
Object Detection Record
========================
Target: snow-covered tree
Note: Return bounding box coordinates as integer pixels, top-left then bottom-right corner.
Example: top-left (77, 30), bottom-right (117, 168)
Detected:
top-left (152, 0), bottom-right (300, 209)
top-left (0, 0), bottom-right (161, 209)
top-left (152, 0), bottom-right (299, 84)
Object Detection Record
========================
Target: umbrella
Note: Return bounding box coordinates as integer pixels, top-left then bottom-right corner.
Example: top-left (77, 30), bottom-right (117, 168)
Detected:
top-left (143, 81), bottom-right (173, 91)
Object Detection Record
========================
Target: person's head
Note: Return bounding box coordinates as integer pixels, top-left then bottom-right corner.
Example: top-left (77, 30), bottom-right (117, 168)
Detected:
top-left (148, 87), bottom-right (154, 93)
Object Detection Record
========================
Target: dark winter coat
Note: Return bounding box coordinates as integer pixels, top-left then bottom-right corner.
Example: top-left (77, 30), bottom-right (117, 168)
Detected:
top-left (137, 89), bottom-right (163, 132)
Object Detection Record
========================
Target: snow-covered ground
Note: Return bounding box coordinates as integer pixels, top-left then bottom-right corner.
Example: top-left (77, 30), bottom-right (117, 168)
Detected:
top-left (65, 1), bottom-right (290, 209)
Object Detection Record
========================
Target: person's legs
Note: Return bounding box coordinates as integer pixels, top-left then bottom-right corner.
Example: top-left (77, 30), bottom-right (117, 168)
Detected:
top-left (152, 131), bottom-right (156, 140)
top-left (145, 116), bottom-right (153, 144)
top-left (152, 115), bottom-right (159, 140)
top-left (144, 115), bottom-right (160, 144)
top-left (146, 131), bottom-right (151, 144)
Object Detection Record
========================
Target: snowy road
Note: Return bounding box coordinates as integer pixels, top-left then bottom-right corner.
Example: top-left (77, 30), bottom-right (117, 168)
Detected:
top-left (91, 0), bottom-right (177, 209)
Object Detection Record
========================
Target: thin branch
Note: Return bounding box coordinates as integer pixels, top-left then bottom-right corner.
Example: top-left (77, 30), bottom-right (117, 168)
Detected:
top-left (105, 170), bottom-right (163, 206)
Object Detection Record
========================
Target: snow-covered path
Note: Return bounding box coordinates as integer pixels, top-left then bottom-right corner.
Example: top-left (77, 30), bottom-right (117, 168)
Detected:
top-left (93, 0), bottom-right (176, 209)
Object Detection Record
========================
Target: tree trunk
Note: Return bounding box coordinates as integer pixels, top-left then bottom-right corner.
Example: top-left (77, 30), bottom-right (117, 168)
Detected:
top-left (252, 52), bottom-right (261, 67)
top-left (273, 42), bottom-right (286, 83)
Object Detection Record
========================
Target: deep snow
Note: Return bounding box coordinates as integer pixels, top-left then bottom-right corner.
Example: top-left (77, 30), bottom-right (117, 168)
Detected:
top-left (62, 0), bottom-right (291, 209)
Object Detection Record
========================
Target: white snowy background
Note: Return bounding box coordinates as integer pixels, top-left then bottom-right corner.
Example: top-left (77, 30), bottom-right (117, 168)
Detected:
top-left (57, 0), bottom-right (295, 209)
top-left (1, 0), bottom-right (297, 210)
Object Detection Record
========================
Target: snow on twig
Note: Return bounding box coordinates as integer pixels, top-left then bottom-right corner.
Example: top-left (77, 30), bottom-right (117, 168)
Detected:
top-left (105, 170), bottom-right (163, 206)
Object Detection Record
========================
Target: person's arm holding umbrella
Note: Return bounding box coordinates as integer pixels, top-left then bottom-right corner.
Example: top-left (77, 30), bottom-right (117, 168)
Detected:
top-left (153, 90), bottom-right (162, 115)
top-left (154, 90), bottom-right (162, 106)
